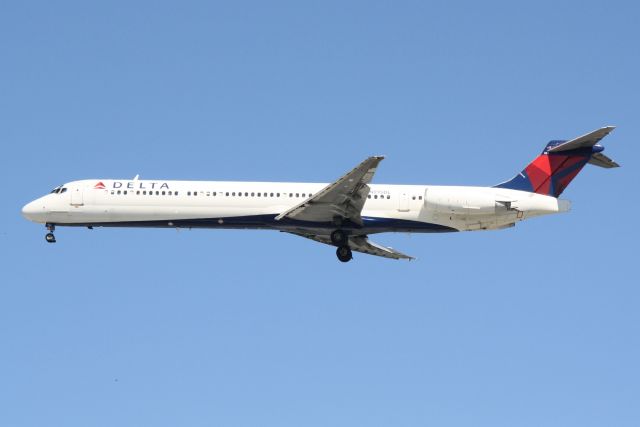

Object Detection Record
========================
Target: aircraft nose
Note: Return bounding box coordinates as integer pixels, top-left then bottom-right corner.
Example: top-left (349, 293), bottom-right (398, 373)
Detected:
top-left (21, 199), bottom-right (45, 222)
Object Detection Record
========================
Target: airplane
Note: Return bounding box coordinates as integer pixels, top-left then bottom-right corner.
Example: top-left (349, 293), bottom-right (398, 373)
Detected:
top-left (22, 126), bottom-right (619, 262)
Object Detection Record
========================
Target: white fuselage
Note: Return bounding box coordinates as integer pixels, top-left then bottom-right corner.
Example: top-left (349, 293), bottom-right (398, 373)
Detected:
top-left (22, 179), bottom-right (570, 234)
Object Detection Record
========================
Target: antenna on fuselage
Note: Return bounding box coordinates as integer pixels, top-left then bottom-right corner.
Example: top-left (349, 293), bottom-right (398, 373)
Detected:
top-left (133, 174), bottom-right (140, 181)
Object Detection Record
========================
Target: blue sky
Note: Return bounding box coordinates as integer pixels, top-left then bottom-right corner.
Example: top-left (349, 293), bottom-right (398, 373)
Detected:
top-left (1, 1), bottom-right (639, 426)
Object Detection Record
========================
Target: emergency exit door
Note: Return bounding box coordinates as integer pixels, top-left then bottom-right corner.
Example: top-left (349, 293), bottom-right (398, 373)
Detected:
top-left (397, 193), bottom-right (410, 212)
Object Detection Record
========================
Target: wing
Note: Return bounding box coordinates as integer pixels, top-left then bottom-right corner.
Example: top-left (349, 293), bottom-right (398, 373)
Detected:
top-left (548, 126), bottom-right (615, 152)
top-left (287, 231), bottom-right (414, 260)
top-left (275, 156), bottom-right (384, 225)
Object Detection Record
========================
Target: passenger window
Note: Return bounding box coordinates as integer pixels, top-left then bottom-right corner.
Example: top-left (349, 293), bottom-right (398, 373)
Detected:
top-left (187, 191), bottom-right (191, 196)
top-left (206, 192), bottom-right (210, 196)
top-left (367, 195), bottom-right (371, 199)
top-left (193, 191), bottom-right (197, 196)
top-left (244, 192), bottom-right (248, 196)
top-left (419, 196), bottom-right (423, 200)
top-left (226, 192), bottom-right (229, 196)
top-left (168, 191), bottom-right (172, 195)
top-left (156, 191), bottom-right (160, 195)
top-left (162, 191), bottom-right (166, 195)
top-left (374, 195), bottom-right (378, 199)
top-left (251, 192), bottom-right (254, 197)
top-left (213, 192), bottom-right (216, 196)
top-left (175, 191), bottom-right (179, 196)
top-left (111, 190), bottom-right (115, 195)
top-left (412, 196), bottom-right (416, 200)
top-left (387, 195), bottom-right (390, 199)
top-left (124, 190), bottom-right (128, 195)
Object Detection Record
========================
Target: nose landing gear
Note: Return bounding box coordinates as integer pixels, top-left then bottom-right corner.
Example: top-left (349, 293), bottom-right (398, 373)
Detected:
top-left (45, 224), bottom-right (56, 243)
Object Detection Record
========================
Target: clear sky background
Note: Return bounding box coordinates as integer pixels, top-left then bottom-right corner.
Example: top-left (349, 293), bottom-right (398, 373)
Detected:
top-left (1, 1), bottom-right (638, 426)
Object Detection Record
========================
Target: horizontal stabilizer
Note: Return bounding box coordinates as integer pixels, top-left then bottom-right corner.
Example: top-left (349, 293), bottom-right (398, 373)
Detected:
top-left (547, 126), bottom-right (615, 152)
top-left (588, 152), bottom-right (620, 168)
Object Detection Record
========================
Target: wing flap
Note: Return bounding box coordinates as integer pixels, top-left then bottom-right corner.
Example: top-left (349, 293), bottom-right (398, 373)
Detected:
top-left (350, 236), bottom-right (414, 260)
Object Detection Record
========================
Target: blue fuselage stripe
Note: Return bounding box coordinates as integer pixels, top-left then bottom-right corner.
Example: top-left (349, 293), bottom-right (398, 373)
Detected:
top-left (55, 214), bottom-right (458, 234)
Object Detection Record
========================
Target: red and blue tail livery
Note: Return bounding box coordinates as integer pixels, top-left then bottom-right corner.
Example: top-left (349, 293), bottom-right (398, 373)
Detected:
top-left (495, 126), bottom-right (619, 197)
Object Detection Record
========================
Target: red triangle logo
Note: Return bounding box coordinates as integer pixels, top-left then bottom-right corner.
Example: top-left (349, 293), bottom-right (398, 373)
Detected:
top-left (94, 181), bottom-right (106, 189)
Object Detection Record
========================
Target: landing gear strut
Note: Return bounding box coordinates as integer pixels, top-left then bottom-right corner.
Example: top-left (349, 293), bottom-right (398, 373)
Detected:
top-left (45, 224), bottom-right (56, 243)
top-left (330, 229), bottom-right (348, 246)
top-left (336, 246), bottom-right (352, 263)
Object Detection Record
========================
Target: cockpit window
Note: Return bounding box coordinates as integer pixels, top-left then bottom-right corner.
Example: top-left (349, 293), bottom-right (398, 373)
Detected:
top-left (50, 185), bottom-right (67, 194)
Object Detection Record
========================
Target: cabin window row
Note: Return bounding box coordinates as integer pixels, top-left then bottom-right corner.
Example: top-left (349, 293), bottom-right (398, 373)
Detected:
top-left (186, 191), bottom-right (315, 198)
top-left (111, 190), bottom-right (179, 196)
top-left (107, 190), bottom-right (415, 200)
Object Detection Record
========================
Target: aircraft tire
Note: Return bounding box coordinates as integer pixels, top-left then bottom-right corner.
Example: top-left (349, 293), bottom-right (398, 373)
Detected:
top-left (336, 246), bottom-right (352, 262)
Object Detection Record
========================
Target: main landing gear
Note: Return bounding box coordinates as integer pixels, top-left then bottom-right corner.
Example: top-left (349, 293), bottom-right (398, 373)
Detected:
top-left (45, 224), bottom-right (56, 243)
top-left (330, 229), bottom-right (348, 246)
top-left (331, 228), bottom-right (352, 262)
top-left (336, 245), bottom-right (353, 263)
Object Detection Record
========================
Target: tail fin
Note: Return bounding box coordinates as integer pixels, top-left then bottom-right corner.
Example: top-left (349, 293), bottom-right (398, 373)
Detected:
top-left (495, 126), bottom-right (619, 197)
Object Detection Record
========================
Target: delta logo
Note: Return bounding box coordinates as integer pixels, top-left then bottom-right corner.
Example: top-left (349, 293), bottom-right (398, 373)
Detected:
top-left (93, 180), bottom-right (170, 190)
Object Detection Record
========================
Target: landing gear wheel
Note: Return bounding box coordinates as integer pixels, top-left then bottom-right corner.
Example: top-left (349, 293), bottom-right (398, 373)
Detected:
top-left (336, 246), bottom-right (352, 263)
top-left (330, 229), bottom-right (348, 246)
top-left (45, 232), bottom-right (56, 243)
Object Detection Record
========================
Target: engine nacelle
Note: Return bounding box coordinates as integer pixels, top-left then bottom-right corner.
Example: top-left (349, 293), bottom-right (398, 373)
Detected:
top-left (425, 187), bottom-right (504, 216)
